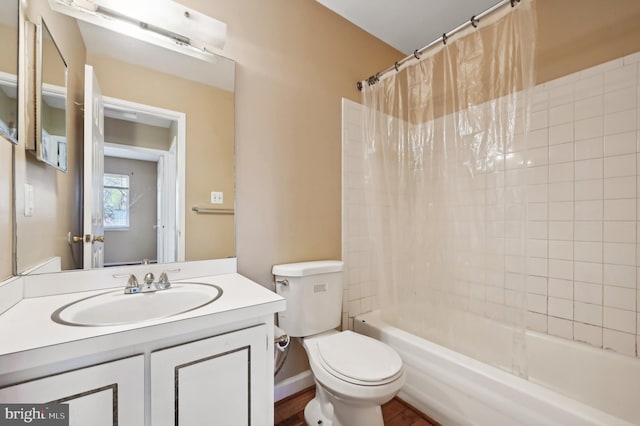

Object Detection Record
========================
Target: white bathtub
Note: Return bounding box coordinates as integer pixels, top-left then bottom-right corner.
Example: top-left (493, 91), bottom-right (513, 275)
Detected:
top-left (354, 310), bottom-right (640, 426)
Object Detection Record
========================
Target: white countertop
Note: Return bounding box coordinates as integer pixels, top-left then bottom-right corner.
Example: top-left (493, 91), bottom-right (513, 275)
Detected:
top-left (0, 273), bottom-right (285, 377)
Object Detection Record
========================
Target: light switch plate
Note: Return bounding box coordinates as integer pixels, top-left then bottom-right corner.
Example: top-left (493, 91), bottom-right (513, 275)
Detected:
top-left (210, 191), bottom-right (223, 204)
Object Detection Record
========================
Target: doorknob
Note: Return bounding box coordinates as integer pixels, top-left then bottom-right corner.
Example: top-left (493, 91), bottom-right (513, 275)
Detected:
top-left (68, 233), bottom-right (90, 243)
top-left (93, 235), bottom-right (105, 243)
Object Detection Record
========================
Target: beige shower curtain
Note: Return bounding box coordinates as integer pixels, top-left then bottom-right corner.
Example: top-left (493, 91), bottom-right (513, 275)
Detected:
top-left (362, 0), bottom-right (537, 376)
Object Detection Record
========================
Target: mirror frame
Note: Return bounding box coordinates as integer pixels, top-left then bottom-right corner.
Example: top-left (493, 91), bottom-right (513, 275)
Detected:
top-left (34, 17), bottom-right (68, 172)
top-left (0, 0), bottom-right (20, 145)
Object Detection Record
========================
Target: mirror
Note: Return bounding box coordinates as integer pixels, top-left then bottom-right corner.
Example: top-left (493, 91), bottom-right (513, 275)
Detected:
top-left (15, 4), bottom-right (235, 274)
top-left (0, 0), bottom-right (19, 145)
top-left (35, 19), bottom-right (67, 171)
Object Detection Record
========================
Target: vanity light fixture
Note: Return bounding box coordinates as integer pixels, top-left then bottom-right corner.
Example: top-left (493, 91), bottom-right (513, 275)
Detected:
top-left (48, 0), bottom-right (227, 62)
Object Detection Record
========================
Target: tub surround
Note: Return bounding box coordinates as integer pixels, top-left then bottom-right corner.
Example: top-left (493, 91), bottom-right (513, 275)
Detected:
top-left (0, 258), bottom-right (286, 425)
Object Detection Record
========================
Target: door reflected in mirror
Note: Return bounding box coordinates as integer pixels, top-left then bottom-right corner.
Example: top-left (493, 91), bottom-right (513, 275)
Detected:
top-left (36, 19), bottom-right (68, 171)
top-left (0, 0), bottom-right (19, 145)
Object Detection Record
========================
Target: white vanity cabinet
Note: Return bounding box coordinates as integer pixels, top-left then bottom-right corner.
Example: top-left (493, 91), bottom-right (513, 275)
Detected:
top-left (0, 355), bottom-right (145, 425)
top-left (151, 324), bottom-right (269, 426)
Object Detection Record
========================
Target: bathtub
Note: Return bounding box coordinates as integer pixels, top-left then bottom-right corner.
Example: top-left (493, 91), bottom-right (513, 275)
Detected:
top-left (354, 310), bottom-right (640, 426)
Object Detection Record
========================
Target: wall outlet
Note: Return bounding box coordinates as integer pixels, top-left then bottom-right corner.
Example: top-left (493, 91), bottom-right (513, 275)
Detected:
top-left (210, 191), bottom-right (224, 204)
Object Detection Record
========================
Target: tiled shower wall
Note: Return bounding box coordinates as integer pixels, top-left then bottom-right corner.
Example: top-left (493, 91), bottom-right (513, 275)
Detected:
top-left (342, 51), bottom-right (640, 358)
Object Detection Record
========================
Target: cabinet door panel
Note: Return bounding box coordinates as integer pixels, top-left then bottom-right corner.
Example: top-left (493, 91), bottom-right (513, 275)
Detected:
top-left (0, 356), bottom-right (144, 426)
top-left (151, 324), bottom-right (268, 426)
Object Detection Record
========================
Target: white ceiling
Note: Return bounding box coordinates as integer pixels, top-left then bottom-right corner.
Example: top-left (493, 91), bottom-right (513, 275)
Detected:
top-left (316, 0), bottom-right (502, 55)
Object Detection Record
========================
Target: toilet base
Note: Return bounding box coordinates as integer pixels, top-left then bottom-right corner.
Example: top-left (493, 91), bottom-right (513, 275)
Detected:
top-left (304, 382), bottom-right (384, 426)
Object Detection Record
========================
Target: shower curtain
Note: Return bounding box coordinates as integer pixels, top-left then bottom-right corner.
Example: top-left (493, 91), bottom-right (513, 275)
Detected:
top-left (362, 1), bottom-right (537, 376)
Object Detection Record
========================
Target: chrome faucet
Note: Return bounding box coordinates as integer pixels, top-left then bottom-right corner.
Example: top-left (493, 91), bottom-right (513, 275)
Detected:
top-left (123, 271), bottom-right (173, 294)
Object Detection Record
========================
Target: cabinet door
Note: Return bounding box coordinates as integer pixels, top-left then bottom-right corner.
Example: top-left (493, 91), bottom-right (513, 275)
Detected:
top-left (0, 355), bottom-right (144, 426)
top-left (151, 324), bottom-right (269, 426)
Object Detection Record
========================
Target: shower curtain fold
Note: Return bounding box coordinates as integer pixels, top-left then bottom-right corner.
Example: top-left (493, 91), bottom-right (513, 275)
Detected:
top-left (361, 0), bottom-right (537, 377)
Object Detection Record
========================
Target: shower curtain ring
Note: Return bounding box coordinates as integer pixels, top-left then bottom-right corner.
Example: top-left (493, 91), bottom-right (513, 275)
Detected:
top-left (394, 62), bottom-right (399, 72)
top-left (413, 49), bottom-right (421, 60)
top-left (470, 15), bottom-right (479, 28)
top-left (442, 33), bottom-right (448, 45)
top-left (510, 0), bottom-right (520, 7)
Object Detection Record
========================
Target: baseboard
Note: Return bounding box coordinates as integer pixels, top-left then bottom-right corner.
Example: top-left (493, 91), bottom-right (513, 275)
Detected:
top-left (274, 370), bottom-right (315, 402)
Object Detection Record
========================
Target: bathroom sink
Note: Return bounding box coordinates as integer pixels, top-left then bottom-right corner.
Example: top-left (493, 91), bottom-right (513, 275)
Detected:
top-left (51, 282), bottom-right (223, 327)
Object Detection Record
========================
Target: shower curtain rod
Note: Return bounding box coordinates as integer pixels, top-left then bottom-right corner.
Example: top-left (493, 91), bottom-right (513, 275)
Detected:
top-left (356, 0), bottom-right (521, 91)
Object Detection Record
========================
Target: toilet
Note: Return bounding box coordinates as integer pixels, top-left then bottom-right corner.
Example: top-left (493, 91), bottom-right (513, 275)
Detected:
top-left (273, 260), bottom-right (405, 426)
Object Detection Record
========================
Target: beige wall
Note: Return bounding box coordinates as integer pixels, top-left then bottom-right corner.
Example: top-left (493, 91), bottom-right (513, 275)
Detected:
top-left (104, 118), bottom-right (172, 151)
top-left (87, 53), bottom-right (236, 261)
top-left (14, 0), bottom-right (85, 273)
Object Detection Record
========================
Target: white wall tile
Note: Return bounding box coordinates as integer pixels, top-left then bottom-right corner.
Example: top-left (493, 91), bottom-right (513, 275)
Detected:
top-left (603, 329), bottom-right (636, 356)
top-left (527, 147), bottom-right (549, 167)
top-left (549, 85), bottom-right (574, 108)
top-left (527, 275), bottom-right (547, 295)
top-left (548, 259), bottom-right (574, 280)
top-left (604, 89), bottom-right (636, 115)
top-left (604, 176), bottom-right (635, 199)
top-left (549, 182), bottom-right (573, 202)
top-left (527, 128), bottom-right (549, 149)
top-left (530, 110), bottom-right (549, 131)
top-left (527, 166), bottom-right (548, 184)
top-left (550, 103), bottom-right (574, 126)
top-left (549, 124), bottom-right (574, 146)
top-left (603, 154), bottom-right (636, 178)
top-left (575, 158), bottom-right (603, 180)
top-left (604, 110), bottom-right (637, 136)
top-left (604, 199), bottom-right (636, 221)
top-left (527, 239), bottom-right (547, 258)
top-left (527, 311), bottom-right (547, 332)
top-left (549, 163), bottom-right (573, 183)
top-left (575, 74), bottom-right (604, 99)
top-left (575, 281), bottom-right (603, 304)
top-left (574, 242), bottom-right (603, 263)
top-left (575, 200), bottom-right (603, 221)
top-left (604, 306), bottom-right (636, 334)
top-left (527, 257), bottom-right (548, 277)
top-left (604, 286), bottom-right (636, 311)
top-left (528, 293), bottom-right (547, 314)
top-left (574, 261), bottom-right (602, 284)
top-left (575, 117), bottom-right (603, 141)
top-left (549, 221), bottom-right (573, 241)
top-left (527, 203), bottom-right (548, 221)
top-left (549, 141), bottom-right (574, 164)
top-left (574, 221), bottom-right (603, 242)
top-left (604, 64), bottom-right (637, 92)
top-left (603, 263), bottom-right (636, 288)
top-left (603, 243), bottom-right (636, 265)
top-left (575, 179), bottom-right (603, 201)
top-left (549, 297), bottom-right (573, 319)
top-left (604, 131), bottom-right (637, 157)
top-left (574, 137), bottom-right (603, 161)
top-left (548, 278), bottom-right (573, 299)
top-left (548, 316), bottom-right (573, 339)
top-left (575, 96), bottom-right (603, 121)
top-left (575, 302), bottom-right (603, 326)
top-left (574, 322), bottom-right (603, 347)
top-left (527, 221), bottom-right (548, 239)
top-left (604, 221), bottom-right (635, 243)
top-left (549, 202), bottom-right (573, 221)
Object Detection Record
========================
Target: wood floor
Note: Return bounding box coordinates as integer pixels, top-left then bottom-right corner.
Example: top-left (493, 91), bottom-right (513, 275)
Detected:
top-left (274, 387), bottom-right (440, 426)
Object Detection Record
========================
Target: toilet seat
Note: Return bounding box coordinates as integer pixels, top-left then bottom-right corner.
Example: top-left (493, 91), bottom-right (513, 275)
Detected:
top-left (317, 331), bottom-right (403, 386)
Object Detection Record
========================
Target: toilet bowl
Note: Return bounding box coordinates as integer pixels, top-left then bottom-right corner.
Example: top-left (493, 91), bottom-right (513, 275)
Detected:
top-left (302, 330), bottom-right (405, 426)
top-left (272, 260), bottom-right (405, 426)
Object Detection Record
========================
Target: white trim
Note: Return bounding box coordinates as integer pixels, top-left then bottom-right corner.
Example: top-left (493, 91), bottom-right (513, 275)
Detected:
top-left (274, 370), bottom-right (315, 402)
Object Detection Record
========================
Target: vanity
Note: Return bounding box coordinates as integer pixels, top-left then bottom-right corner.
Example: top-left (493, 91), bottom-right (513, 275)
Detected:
top-left (0, 259), bottom-right (285, 425)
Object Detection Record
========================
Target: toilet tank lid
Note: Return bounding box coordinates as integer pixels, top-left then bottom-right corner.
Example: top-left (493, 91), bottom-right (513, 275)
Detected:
top-left (272, 260), bottom-right (343, 277)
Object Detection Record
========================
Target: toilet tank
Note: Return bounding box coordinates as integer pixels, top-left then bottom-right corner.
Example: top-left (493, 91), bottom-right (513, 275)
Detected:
top-left (272, 260), bottom-right (344, 337)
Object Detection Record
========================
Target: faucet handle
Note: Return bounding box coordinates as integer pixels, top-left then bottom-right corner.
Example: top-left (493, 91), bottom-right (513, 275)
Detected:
top-left (143, 272), bottom-right (155, 286)
top-left (156, 272), bottom-right (171, 290)
top-left (124, 274), bottom-right (140, 294)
